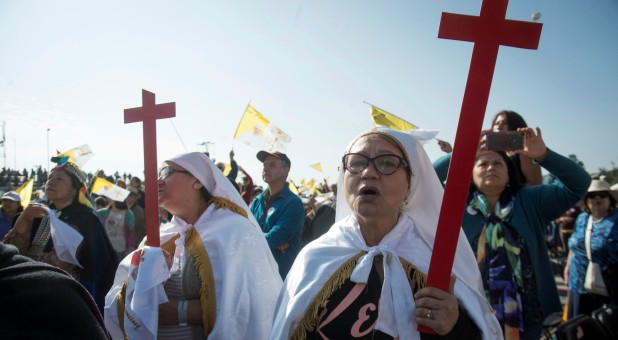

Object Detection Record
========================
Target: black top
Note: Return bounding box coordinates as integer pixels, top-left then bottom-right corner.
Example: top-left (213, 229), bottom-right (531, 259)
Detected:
top-left (26, 200), bottom-right (118, 312)
top-left (306, 264), bottom-right (481, 340)
top-left (0, 242), bottom-right (111, 339)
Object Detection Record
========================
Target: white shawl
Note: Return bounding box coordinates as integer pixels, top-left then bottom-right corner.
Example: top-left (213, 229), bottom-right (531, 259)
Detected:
top-left (270, 128), bottom-right (502, 339)
top-left (105, 152), bottom-right (282, 339)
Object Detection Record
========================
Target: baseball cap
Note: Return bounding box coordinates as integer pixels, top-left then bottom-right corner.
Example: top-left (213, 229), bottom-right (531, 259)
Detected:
top-left (1, 191), bottom-right (21, 203)
top-left (257, 151), bottom-right (291, 167)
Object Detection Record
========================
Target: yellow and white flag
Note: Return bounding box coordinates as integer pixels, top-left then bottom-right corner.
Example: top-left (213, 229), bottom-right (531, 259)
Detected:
top-left (310, 163), bottom-right (323, 173)
top-left (16, 178), bottom-right (34, 207)
top-left (52, 144), bottom-right (94, 167)
top-left (370, 106), bottom-right (418, 131)
top-left (233, 104), bottom-right (292, 153)
top-left (288, 181), bottom-right (299, 195)
top-left (91, 177), bottom-right (130, 202)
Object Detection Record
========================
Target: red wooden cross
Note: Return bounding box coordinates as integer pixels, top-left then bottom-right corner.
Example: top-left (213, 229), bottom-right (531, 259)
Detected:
top-left (421, 0), bottom-right (542, 333)
top-left (125, 89), bottom-right (176, 247)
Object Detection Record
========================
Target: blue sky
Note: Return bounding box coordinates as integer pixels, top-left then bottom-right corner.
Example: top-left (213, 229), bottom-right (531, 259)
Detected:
top-left (1, 0), bottom-right (616, 188)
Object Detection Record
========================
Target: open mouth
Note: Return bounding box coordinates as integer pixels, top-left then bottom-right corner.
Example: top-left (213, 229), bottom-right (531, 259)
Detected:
top-left (359, 186), bottom-right (379, 197)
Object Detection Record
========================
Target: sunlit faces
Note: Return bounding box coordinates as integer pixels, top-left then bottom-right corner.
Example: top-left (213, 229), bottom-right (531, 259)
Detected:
top-left (472, 151), bottom-right (509, 193)
top-left (45, 169), bottom-right (77, 203)
top-left (344, 135), bottom-right (411, 222)
top-left (493, 113), bottom-right (509, 132)
top-left (586, 191), bottom-right (611, 215)
top-left (0, 199), bottom-right (20, 215)
top-left (157, 162), bottom-right (195, 214)
top-left (262, 156), bottom-right (289, 184)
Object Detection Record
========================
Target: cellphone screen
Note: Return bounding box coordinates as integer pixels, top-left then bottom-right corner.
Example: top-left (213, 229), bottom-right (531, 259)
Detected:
top-left (486, 132), bottom-right (523, 151)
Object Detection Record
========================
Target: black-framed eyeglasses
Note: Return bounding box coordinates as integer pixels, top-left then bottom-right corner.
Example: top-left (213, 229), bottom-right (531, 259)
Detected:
top-left (587, 191), bottom-right (610, 199)
top-left (158, 166), bottom-right (191, 180)
top-left (342, 153), bottom-right (408, 175)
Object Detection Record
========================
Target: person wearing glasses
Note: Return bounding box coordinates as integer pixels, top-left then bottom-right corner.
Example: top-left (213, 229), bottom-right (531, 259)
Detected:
top-left (564, 179), bottom-right (617, 319)
top-left (271, 128), bottom-right (501, 339)
top-left (105, 152), bottom-right (281, 339)
top-left (433, 127), bottom-right (590, 340)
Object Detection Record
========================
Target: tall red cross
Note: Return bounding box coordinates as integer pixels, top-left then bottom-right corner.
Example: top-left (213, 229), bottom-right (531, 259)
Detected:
top-left (125, 89), bottom-right (176, 247)
top-left (421, 0), bottom-right (542, 333)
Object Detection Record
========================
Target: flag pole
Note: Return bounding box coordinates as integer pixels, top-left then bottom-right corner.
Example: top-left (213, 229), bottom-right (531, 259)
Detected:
top-left (362, 100), bottom-right (392, 115)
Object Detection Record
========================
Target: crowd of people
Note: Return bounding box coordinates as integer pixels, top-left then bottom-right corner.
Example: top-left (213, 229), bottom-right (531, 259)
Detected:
top-left (0, 109), bottom-right (616, 339)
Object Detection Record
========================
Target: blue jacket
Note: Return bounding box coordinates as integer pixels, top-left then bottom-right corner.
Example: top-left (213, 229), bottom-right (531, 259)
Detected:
top-left (250, 183), bottom-right (304, 279)
top-left (568, 211), bottom-right (618, 294)
top-left (433, 149), bottom-right (590, 317)
top-left (0, 210), bottom-right (13, 240)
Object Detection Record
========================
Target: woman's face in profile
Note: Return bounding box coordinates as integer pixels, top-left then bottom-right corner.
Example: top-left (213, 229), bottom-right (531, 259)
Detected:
top-left (45, 170), bottom-right (76, 203)
top-left (344, 135), bottom-right (410, 222)
top-left (157, 161), bottom-right (194, 215)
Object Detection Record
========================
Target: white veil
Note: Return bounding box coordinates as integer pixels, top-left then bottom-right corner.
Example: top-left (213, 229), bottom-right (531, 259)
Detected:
top-left (335, 127), bottom-right (484, 296)
top-left (167, 151), bottom-right (260, 230)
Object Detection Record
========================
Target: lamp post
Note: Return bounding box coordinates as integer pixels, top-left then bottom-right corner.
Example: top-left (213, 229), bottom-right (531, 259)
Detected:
top-left (46, 128), bottom-right (50, 172)
top-left (198, 142), bottom-right (214, 159)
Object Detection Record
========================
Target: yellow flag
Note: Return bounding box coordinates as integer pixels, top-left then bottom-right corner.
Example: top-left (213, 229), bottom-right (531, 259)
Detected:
top-left (310, 184), bottom-right (317, 196)
top-left (91, 177), bottom-right (130, 202)
top-left (288, 181), bottom-right (299, 195)
top-left (91, 177), bottom-right (115, 194)
top-left (16, 178), bottom-right (34, 207)
top-left (234, 104), bottom-right (292, 153)
top-left (52, 145), bottom-right (94, 167)
top-left (234, 104), bottom-right (270, 139)
top-left (310, 163), bottom-right (323, 173)
top-left (370, 106), bottom-right (417, 131)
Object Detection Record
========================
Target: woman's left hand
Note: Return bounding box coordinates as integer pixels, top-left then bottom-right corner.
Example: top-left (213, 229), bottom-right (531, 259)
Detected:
top-left (414, 275), bottom-right (459, 335)
top-left (515, 127), bottom-right (547, 161)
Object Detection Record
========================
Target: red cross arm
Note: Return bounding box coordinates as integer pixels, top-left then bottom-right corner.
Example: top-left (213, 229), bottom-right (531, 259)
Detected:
top-left (124, 90), bottom-right (176, 124)
top-left (124, 89), bottom-right (176, 247)
top-left (439, 13), bottom-right (542, 49)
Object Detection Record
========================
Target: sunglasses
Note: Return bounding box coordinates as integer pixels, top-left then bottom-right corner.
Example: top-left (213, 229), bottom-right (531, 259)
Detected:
top-left (342, 153), bottom-right (408, 175)
top-left (158, 166), bottom-right (191, 180)
top-left (587, 191), bottom-right (610, 199)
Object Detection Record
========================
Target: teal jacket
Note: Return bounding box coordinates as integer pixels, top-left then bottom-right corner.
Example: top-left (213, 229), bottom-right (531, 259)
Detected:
top-left (250, 183), bottom-right (305, 279)
top-left (433, 149), bottom-right (590, 317)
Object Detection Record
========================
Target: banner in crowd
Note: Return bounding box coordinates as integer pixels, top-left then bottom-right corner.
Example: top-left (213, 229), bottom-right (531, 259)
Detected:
top-left (310, 163), bottom-right (323, 173)
top-left (15, 178), bottom-right (34, 207)
top-left (370, 106), bottom-right (418, 131)
top-left (91, 177), bottom-right (130, 202)
top-left (233, 104), bottom-right (292, 153)
top-left (52, 144), bottom-right (94, 167)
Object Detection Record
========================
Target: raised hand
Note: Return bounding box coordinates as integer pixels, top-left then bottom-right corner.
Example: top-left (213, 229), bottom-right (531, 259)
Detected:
top-left (515, 127), bottom-right (547, 161)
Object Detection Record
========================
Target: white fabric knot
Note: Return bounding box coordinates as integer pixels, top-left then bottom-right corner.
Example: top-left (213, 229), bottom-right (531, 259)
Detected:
top-left (350, 244), bottom-right (418, 340)
top-left (350, 245), bottom-right (390, 283)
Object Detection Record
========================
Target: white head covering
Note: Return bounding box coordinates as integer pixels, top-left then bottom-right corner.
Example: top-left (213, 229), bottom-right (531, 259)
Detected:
top-left (336, 127), bottom-right (486, 316)
top-left (106, 151), bottom-right (281, 339)
top-left (336, 128), bottom-right (443, 233)
top-left (271, 127), bottom-right (500, 339)
top-left (167, 151), bottom-right (260, 229)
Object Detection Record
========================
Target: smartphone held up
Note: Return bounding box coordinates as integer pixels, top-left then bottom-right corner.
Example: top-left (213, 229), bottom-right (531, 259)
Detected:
top-left (485, 131), bottom-right (524, 151)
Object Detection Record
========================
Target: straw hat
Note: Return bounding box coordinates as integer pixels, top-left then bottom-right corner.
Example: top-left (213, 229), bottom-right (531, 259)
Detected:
top-left (587, 179), bottom-right (618, 200)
